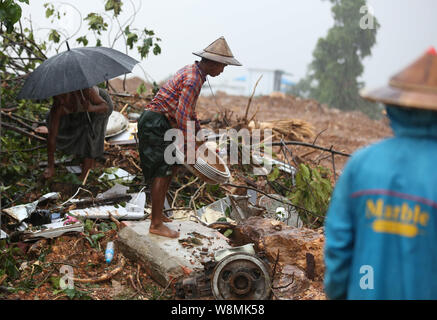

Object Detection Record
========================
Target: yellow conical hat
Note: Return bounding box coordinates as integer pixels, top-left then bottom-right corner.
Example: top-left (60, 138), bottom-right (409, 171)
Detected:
top-left (193, 36), bottom-right (242, 66)
top-left (361, 47), bottom-right (437, 110)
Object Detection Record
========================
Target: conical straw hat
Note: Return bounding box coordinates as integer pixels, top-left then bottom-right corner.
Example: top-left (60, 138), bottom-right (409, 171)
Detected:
top-left (361, 47), bottom-right (437, 111)
top-left (193, 36), bottom-right (242, 66)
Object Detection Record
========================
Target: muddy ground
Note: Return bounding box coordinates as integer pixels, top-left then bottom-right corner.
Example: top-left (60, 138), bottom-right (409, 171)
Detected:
top-left (1, 83), bottom-right (393, 301)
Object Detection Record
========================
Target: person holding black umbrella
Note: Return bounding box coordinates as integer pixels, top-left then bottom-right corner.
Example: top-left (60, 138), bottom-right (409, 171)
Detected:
top-left (43, 86), bottom-right (113, 181)
top-left (17, 45), bottom-right (139, 181)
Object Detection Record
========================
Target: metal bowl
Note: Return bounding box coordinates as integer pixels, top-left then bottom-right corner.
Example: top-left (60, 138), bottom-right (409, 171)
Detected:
top-left (175, 148), bottom-right (231, 184)
top-left (105, 111), bottom-right (129, 138)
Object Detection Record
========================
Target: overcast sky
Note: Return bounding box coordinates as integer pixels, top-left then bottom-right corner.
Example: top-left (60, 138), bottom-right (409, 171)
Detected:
top-left (21, 0), bottom-right (437, 94)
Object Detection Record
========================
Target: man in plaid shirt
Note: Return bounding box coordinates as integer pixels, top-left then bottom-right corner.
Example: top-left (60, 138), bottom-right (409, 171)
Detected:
top-left (146, 61), bottom-right (205, 150)
top-left (138, 37), bottom-right (241, 238)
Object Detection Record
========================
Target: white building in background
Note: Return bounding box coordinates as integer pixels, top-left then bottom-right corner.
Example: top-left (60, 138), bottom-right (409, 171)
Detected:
top-left (202, 68), bottom-right (295, 97)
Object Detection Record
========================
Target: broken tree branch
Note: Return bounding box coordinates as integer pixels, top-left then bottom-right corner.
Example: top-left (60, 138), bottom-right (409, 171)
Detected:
top-left (72, 257), bottom-right (125, 283)
top-left (223, 182), bottom-right (318, 217)
top-left (244, 75), bottom-right (263, 123)
top-left (312, 128), bottom-right (327, 145)
top-left (189, 182), bottom-right (206, 212)
top-left (1, 122), bottom-right (46, 141)
top-left (267, 141), bottom-right (350, 157)
top-left (172, 177), bottom-right (199, 208)
top-left (331, 152), bottom-right (337, 182)
top-left (157, 277), bottom-right (179, 300)
top-left (0, 144), bottom-right (45, 154)
top-left (1, 111), bottom-right (35, 131)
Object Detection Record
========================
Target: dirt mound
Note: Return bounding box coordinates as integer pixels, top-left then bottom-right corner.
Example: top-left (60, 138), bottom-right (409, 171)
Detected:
top-left (108, 76), bottom-right (393, 173)
top-left (197, 92), bottom-right (393, 173)
top-left (109, 77), bottom-right (149, 94)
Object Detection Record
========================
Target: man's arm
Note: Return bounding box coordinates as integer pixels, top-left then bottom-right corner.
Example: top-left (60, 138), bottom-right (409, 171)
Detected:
top-left (80, 87), bottom-right (108, 114)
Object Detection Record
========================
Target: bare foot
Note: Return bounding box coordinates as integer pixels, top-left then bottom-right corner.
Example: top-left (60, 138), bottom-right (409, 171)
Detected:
top-left (149, 223), bottom-right (179, 238)
top-left (161, 215), bottom-right (173, 223)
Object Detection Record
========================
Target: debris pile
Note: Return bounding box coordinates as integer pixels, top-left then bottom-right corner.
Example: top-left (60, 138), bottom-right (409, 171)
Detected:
top-left (0, 79), bottom-right (393, 300)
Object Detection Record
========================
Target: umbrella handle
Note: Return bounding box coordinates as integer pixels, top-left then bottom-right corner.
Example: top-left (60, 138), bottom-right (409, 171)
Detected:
top-left (80, 89), bottom-right (96, 139)
top-left (86, 111), bottom-right (96, 139)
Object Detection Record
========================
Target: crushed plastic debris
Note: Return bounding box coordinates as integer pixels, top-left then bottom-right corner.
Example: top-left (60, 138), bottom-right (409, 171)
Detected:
top-left (197, 195), bottom-right (265, 224)
top-left (259, 194), bottom-right (303, 228)
top-left (68, 185), bottom-right (147, 220)
top-left (0, 229), bottom-right (8, 239)
top-left (22, 217), bottom-right (84, 241)
top-left (2, 192), bottom-right (60, 223)
top-left (98, 168), bottom-right (136, 183)
top-left (66, 165), bottom-right (82, 174)
top-left (252, 154), bottom-right (296, 179)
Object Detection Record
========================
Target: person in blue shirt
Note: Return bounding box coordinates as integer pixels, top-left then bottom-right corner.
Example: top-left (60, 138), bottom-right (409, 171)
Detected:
top-left (324, 47), bottom-right (437, 300)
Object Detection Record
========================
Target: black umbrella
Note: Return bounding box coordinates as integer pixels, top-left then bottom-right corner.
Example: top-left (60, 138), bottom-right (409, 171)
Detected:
top-left (18, 45), bottom-right (139, 100)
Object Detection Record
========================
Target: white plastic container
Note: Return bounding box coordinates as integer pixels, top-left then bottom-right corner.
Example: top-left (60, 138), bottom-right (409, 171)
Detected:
top-left (105, 241), bottom-right (114, 264)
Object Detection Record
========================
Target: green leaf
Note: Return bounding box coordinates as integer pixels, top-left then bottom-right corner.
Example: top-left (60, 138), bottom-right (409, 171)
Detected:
top-left (76, 36), bottom-right (88, 46)
top-left (223, 229), bottom-right (233, 238)
top-left (84, 219), bottom-right (94, 232)
top-left (50, 276), bottom-right (61, 289)
top-left (126, 32), bottom-right (138, 50)
top-left (64, 288), bottom-right (76, 299)
top-left (224, 206), bottom-right (231, 218)
top-left (85, 13), bottom-right (108, 35)
top-left (48, 29), bottom-right (60, 43)
top-left (91, 233), bottom-right (105, 242)
top-left (144, 28), bottom-right (154, 36)
top-left (299, 164), bottom-right (311, 180)
top-left (267, 167), bottom-right (280, 182)
top-left (105, 0), bottom-right (123, 16)
top-left (0, 1), bottom-right (22, 32)
top-left (136, 82), bottom-right (146, 95)
top-left (45, 6), bottom-right (54, 18)
top-left (153, 44), bottom-right (161, 56)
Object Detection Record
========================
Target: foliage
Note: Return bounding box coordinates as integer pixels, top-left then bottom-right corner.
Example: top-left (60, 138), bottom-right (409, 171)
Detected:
top-left (0, 0), bottom-right (28, 32)
top-left (223, 229), bottom-right (233, 238)
top-left (0, 240), bottom-right (23, 281)
top-left (289, 163), bottom-right (333, 227)
top-left (43, 1), bottom-right (161, 59)
top-left (290, 0), bottom-right (381, 118)
top-left (83, 219), bottom-right (111, 250)
top-left (98, 221), bottom-right (117, 232)
top-left (267, 166), bottom-right (281, 182)
top-left (136, 82), bottom-right (147, 95)
top-left (52, 286), bottom-right (92, 300)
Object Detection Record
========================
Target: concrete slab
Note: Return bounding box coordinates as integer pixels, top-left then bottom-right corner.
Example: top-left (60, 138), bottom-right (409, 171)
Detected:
top-left (117, 220), bottom-right (231, 287)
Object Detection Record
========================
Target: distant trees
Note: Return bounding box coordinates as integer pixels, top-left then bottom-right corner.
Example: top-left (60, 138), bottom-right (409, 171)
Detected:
top-left (290, 0), bottom-right (381, 118)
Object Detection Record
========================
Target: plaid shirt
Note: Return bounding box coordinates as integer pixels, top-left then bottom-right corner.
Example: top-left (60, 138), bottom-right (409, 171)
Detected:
top-left (146, 62), bottom-right (206, 146)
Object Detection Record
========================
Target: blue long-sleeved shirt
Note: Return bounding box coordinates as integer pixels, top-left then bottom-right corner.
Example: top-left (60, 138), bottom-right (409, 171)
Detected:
top-left (324, 105), bottom-right (437, 300)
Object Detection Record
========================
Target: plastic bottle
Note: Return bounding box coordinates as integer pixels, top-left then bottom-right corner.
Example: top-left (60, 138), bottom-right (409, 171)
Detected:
top-left (105, 241), bottom-right (114, 264)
